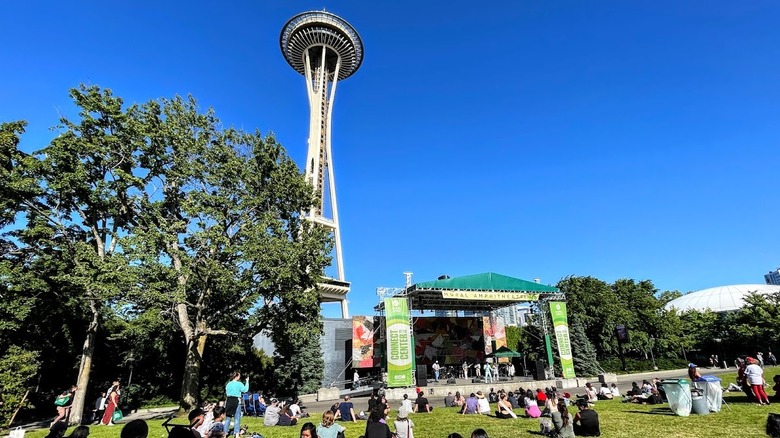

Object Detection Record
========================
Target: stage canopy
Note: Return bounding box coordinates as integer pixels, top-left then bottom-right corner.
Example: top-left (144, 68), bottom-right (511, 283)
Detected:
top-left (375, 272), bottom-right (560, 312)
top-left (490, 346), bottom-right (523, 358)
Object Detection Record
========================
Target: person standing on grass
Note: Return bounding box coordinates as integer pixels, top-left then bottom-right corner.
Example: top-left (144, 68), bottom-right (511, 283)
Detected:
top-left (746, 357), bottom-right (771, 405)
top-left (101, 383), bottom-right (120, 426)
top-left (53, 385), bottom-right (77, 426)
top-left (224, 371), bottom-right (249, 436)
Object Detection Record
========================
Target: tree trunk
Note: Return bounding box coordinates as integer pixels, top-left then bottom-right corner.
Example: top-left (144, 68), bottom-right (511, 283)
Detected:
top-left (70, 303), bottom-right (99, 425)
top-left (180, 335), bottom-right (202, 411)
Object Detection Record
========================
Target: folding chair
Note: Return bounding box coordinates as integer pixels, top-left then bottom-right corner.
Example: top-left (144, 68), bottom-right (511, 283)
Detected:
top-left (242, 393), bottom-right (255, 416)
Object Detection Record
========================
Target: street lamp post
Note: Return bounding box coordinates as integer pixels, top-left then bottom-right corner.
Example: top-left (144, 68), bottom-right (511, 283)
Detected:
top-left (127, 354), bottom-right (135, 387)
top-left (650, 337), bottom-right (658, 371)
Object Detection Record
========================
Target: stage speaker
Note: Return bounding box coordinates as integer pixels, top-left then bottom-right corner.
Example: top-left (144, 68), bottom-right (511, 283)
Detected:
top-left (533, 360), bottom-right (546, 380)
top-left (472, 377), bottom-right (486, 384)
top-left (447, 378), bottom-right (457, 384)
top-left (416, 365), bottom-right (428, 387)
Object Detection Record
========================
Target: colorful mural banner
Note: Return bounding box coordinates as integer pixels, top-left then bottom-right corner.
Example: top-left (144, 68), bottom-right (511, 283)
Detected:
top-left (549, 301), bottom-right (576, 379)
top-left (441, 291), bottom-right (540, 301)
top-left (385, 298), bottom-right (414, 387)
top-left (481, 316), bottom-right (507, 359)
top-left (352, 316), bottom-right (375, 368)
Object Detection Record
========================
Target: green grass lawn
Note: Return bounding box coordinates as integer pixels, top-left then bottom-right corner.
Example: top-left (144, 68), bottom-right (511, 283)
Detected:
top-left (22, 372), bottom-right (775, 438)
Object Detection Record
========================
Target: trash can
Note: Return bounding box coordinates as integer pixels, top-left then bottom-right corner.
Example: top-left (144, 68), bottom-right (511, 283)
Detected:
top-left (698, 375), bottom-right (723, 412)
top-left (691, 396), bottom-right (709, 415)
top-left (662, 378), bottom-right (692, 417)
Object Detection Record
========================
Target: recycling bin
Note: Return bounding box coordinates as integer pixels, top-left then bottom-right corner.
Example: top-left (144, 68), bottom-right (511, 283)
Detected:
top-left (662, 378), bottom-right (692, 416)
top-left (698, 375), bottom-right (723, 412)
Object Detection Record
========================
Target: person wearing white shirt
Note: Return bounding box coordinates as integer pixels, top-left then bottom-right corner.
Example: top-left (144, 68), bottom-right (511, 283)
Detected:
top-left (745, 357), bottom-right (770, 405)
top-left (401, 394), bottom-right (413, 412)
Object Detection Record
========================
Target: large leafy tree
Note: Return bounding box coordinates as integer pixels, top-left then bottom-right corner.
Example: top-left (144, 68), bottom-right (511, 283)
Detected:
top-left (129, 96), bottom-right (331, 409)
top-left (556, 276), bottom-right (627, 356)
top-left (1, 87), bottom-right (143, 424)
top-left (725, 291), bottom-right (780, 355)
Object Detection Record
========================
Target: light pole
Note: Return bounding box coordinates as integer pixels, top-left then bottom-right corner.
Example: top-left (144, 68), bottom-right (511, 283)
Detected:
top-left (127, 353), bottom-right (135, 387)
top-left (650, 337), bottom-right (658, 371)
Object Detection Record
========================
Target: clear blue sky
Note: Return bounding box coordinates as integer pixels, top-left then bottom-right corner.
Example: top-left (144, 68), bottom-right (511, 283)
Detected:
top-left (2, 1), bottom-right (778, 318)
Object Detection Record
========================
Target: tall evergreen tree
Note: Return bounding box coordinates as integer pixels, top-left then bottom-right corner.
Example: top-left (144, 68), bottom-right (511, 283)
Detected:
top-left (569, 314), bottom-right (601, 377)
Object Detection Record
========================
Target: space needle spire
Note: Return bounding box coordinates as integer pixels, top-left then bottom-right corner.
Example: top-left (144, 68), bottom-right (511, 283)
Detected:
top-left (280, 11), bottom-right (363, 318)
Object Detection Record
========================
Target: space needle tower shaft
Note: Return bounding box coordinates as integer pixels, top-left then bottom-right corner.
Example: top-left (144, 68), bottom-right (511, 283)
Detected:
top-left (281, 11), bottom-right (363, 317)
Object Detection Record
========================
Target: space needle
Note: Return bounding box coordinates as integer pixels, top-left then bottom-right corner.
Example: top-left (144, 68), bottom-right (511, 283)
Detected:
top-left (280, 11), bottom-right (363, 318)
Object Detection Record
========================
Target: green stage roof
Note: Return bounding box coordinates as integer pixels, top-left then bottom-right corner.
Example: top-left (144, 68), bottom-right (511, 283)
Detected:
top-left (375, 272), bottom-right (561, 312)
top-left (415, 272), bottom-right (559, 293)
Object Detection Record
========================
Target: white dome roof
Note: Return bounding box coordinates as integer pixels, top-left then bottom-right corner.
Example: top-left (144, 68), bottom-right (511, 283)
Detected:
top-left (665, 284), bottom-right (780, 313)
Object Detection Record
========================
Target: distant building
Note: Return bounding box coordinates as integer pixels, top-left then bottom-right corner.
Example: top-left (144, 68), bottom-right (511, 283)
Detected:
top-left (765, 268), bottom-right (780, 285)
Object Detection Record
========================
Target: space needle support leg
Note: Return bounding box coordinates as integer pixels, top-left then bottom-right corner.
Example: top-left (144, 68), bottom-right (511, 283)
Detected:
top-left (326, 57), bottom-right (347, 318)
top-left (327, 57), bottom-right (344, 282)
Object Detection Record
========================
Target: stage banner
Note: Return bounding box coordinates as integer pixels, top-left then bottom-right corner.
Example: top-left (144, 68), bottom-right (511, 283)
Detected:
top-left (352, 316), bottom-right (375, 368)
top-left (549, 301), bottom-right (576, 379)
top-left (482, 316), bottom-right (493, 356)
top-left (442, 291), bottom-right (540, 301)
top-left (385, 298), bottom-right (414, 387)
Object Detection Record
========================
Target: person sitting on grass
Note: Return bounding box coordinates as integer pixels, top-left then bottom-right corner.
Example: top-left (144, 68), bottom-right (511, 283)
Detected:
top-left (453, 391), bottom-right (465, 407)
top-left (394, 406), bottom-right (414, 438)
top-left (471, 428), bottom-right (489, 438)
top-left (299, 422), bottom-right (317, 438)
top-left (550, 399), bottom-right (574, 438)
top-left (364, 408), bottom-right (393, 438)
top-left (507, 390), bottom-right (520, 409)
top-left (461, 393), bottom-right (479, 415)
top-left (444, 392), bottom-right (455, 407)
top-left (627, 382), bottom-right (641, 396)
top-left (573, 399), bottom-right (600, 437)
top-left (316, 410), bottom-right (345, 438)
top-left (45, 422), bottom-right (68, 438)
top-left (277, 402), bottom-right (299, 427)
top-left (338, 396), bottom-right (357, 422)
top-left (581, 382), bottom-right (598, 404)
top-left (597, 383), bottom-right (613, 400)
top-left (121, 420), bottom-right (149, 438)
top-left (475, 391), bottom-right (490, 415)
top-left (264, 398), bottom-right (281, 426)
top-left (772, 375), bottom-right (780, 402)
top-left (414, 391), bottom-right (432, 413)
top-left (624, 388), bottom-right (663, 405)
top-left (541, 390), bottom-right (558, 417)
top-left (609, 383), bottom-right (620, 398)
top-left (524, 389), bottom-right (541, 418)
top-left (401, 394), bottom-right (413, 412)
top-left (495, 392), bottom-right (517, 419)
top-left (536, 388), bottom-right (548, 404)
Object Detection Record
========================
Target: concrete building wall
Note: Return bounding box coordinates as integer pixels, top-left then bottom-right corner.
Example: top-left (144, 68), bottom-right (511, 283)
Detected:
top-left (321, 318), bottom-right (353, 387)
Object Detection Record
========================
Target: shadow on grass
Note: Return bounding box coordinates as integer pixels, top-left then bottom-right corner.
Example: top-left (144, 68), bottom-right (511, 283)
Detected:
top-left (627, 408), bottom-right (677, 416)
top-left (525, 430), bottom-right (546, 436)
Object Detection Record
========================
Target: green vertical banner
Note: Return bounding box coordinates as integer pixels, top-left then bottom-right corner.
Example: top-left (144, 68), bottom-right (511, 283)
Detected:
top-left (385, 298), bottom-right (414, 387)
top-left (549, 301), bottom-right (576, 379)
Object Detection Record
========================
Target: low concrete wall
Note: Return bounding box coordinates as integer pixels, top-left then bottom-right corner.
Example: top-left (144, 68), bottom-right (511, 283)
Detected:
top-left (317, 387), bottom-right (340, 402)
top-left (383, 379), bottom-right (565, 402)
